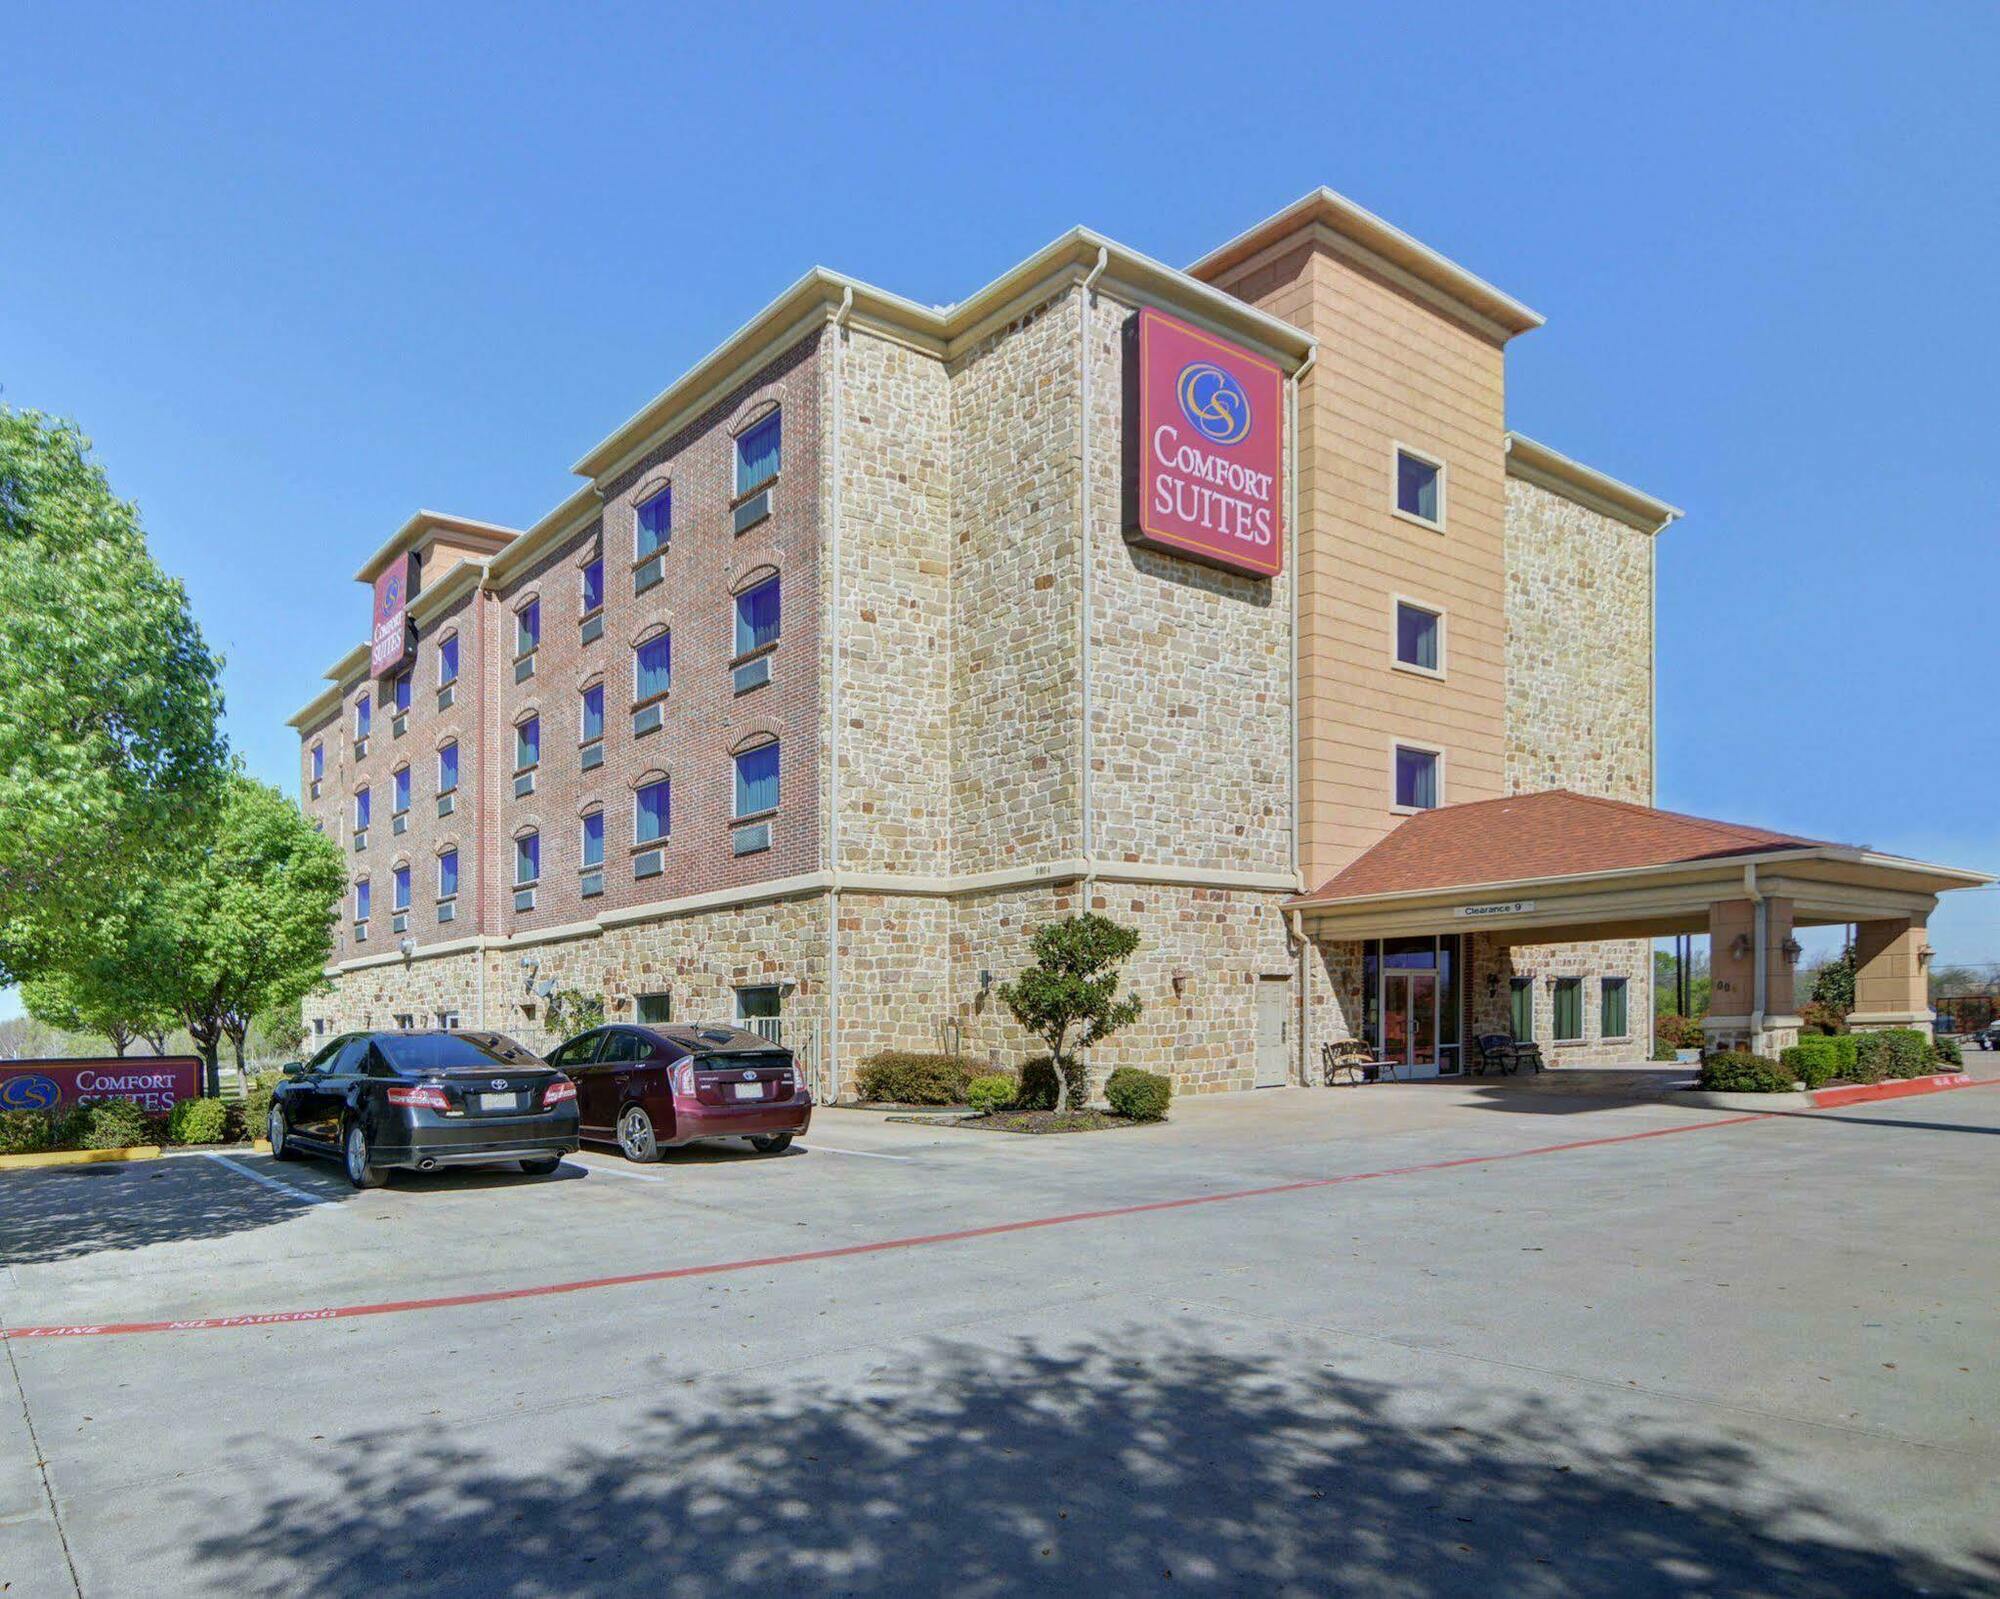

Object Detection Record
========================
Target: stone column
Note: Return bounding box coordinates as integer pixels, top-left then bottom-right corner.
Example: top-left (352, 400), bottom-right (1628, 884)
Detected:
top-left (1702, 896), bottom-right (1801, 1056)
top-left (1847, 917), bottom-right (1933, 1037)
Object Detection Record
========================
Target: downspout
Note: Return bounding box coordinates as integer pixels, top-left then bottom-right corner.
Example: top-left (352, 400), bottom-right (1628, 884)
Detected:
top-left (826, 285), bottom-right (853, 1101)
top-left (1744, 861), bottom-right (1766, 1047)
top-left (1286, 345), bottom-right (1317, 1085)
top-left (1078, 248), bottom-right (1107, 900)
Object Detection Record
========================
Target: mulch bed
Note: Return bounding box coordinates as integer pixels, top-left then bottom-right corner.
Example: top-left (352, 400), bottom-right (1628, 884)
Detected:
top-left (947, 1108), bottom-right (1157, 1135)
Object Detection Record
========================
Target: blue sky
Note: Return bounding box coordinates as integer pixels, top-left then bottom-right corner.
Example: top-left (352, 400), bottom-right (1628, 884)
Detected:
top-left (4, 1), bottom-right (1996, 1015)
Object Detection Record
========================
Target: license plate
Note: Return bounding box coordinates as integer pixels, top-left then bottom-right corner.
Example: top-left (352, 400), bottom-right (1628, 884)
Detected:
top-left (479, 1092), bottom-right (520, 1112)
top-left (731, 1083), bottom-right (762, 1100)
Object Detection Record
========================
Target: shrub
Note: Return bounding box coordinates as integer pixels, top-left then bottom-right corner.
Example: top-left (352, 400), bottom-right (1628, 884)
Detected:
top-left (966, 1074), bottom-right (1017, 1116)
top-left (0, 1109), bottom-right (53, 1155)
top-left (1854, 1029), bottom-right (1931, 1082)
top-left (231, 1073), bottom-right (281, 1143)
top-left (1933, 1034), bottom-right (1964, 1068)
top-left (853, 1052), bottom-right (972, 1105)
top-left (1104, 1067), bottom-right (1172, 1122)
top-left (64, 1098), bottom-right (154, 1150)
top-left (1697, 1051), bottom-right (1796, 1094)
top-left (1781, 1034), bottom-right (1856, 1089)
top-left (1655, 1012), bottom-right (1705, 1052)
top-left (1015, 1055), bottom-right (1073, 1111)
top-left (165, 1096), bottom-right (230, 1145)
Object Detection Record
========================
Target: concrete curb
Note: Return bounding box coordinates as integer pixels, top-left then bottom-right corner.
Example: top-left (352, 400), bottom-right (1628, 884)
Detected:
top-left (1678, 1071), bottom-right (1983, 1114)
top-left (0, 1144), bottom-right (162, 1171)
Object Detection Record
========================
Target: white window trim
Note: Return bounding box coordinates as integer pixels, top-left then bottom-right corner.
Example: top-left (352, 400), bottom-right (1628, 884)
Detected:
top-left (436, 849), bottom-right (458, 899)
top-left (579, 683), bottom-right (604, 747)
top-left (515, 715), bottom-right (540, 773)
top-left (633, 483), bottom-right (671, 560)
top-left (633, 632), bottom-right (671, 705)
top-left (436, 633), bottom-right (460, 687)
top-left (579, 810), bottom-right (606, 871)
top-left (392, 865), bottom-right (412, 913)
top-left (733, 575), bottom-right (781, 661)
top-left (1390, 441), bottom-right (1447, 533)
top-left (733, 408), bottom-right (782, 499)
top-left (354, 786), bottom-right (371, 828)
top-left (1388, 738), bottom-right (1444, 816)
top-left (514, 598), bottom-right (541, 659)
top-left (515, 832), bottom-right (540, 887)
top-left (1389, 593), bottom-right (1447, 680)
top-left (437, 742), bottom-right (458, 793)
top-left (732, 741), bottom-right (781, 822)
top-left (580, 555), bottom-right (604, 617)
top-left (633, 780), bottom-right (670, 847)
top-left (354, 697), bottom-right (371, 736)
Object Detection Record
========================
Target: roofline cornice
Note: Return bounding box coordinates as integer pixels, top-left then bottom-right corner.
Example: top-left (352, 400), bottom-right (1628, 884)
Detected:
top-left (1505, 432), bottom-right (1683, 534)
top-left (353, 510), bottom-right (520, 585)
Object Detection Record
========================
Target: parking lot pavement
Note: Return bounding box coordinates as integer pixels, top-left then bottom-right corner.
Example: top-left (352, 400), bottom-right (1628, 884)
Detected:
top-left (4, 1081), bottom-right (1999, 1596)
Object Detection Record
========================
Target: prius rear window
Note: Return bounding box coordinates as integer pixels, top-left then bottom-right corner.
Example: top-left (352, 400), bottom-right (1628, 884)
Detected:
top-left (379, 1034), bottom-right (536, 1073)
top-left (693, 1051), bottom-right (791, 1073)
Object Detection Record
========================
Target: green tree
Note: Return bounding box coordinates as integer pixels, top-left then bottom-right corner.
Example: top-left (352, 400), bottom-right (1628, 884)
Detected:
top-left (544, 989), bottom-right (606, 1038)
top-left (131, 773), bottom-right (346, 1091)
top-left (20, 956), bottom-right (175, 1056)
top-left (0, 408), bottom-right (226, 982)
top-left (998, 913), bottom-right (1144, 1112)
top-left (1810, 946), bottom-right (1857, 1015)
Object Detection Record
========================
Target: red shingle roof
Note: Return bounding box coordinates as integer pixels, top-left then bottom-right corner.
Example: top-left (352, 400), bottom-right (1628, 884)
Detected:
top-left (1296, 790), bottom-right (1830, 905)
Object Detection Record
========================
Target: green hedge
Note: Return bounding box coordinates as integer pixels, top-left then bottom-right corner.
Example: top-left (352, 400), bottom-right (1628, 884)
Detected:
top-left (166, 1096), bottom-right (230, 1145)
top-left (0, 1109), bottom-right (53, 1155)
top-left (1854, 1029), bottom-right (1932, 1083)
top-left (1933, 1034), bottom-right (1964, 1068)
top-left (55, 1098), bottom-right (154, 1150)
top-left (853, 1052), bottom-right (973, 1105)
top-left (1697, 1051), bottom-right (1796, 1094)
top-left (1780, 1034), bottom-right (1856, 1089)
top-left (966, 1074), bottom-right (1017, 1115)
top-left (1104, 1067), bottom-right (1172, 1121)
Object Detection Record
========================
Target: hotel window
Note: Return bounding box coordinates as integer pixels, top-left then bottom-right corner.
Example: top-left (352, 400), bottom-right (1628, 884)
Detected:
top-left (1601, 976), bottom-right (1630, 1040)
top-left (515, 830), bottom-right (540, 886)
top-left (1394, 601), bottom-right (1442, 674)
top-left (354, 694), bottom-right (372, 740)
top-left (437, 846), bottom-right (459, 901)
top-left (734, 741), bottom-right (779, 819)
top-left (354, 878), bottom-right (371, 926)
top-left (437, 740), bottom-right (459, 794)
top-left (635, 777), bottom-right (670, 845)
top-left (311, 743), bottom-right (324, 782)
top-left (734, 575), bottom-right (781, 659)
top-left (635, 992), bottom-right (672, 1024)
top-left (392, 765), bottom-right (410, 816)
top-left (516, 599), bottom-right (540, 657)
top-left (736, 411), bottom-right (781, 497)
top-left (1509, 977), bottom-right (1533, 1042)
top-left (354, 785), bottom-right (372, 833)
top-left (392, 864), bottom-right (411, 913)
top-left (581, 556), bottom-right (604, 617)
top-left (580, 683), bottom-right (604, 754)
top-left (581, 810), bottom-right (605, 869)
top-left (1393, 745), bottom-right (1439, 811)
top-left (437, 633), bottom-right (459, 686)
top-left (393, 671), bottom-right (412, 715)
top-left (634, 632), bottom-right (671, 705)
top-left (515, 715), bottom-right (540, 773)
top-left (635, 485), bottom-right (671, 559)
top-left (1395, 447), bottom-right (1443, 527)
top-left (1553, 977), bottom-right (1583, 1042)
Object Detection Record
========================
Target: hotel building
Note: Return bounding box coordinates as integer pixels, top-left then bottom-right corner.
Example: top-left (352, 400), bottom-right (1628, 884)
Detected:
top-left (290, 187), bottom-right (1981, 1095)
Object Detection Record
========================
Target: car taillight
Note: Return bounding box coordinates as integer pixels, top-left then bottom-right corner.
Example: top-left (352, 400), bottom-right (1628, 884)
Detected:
top-left (673, 1063), bottom-right (695, 1097)
top-left (386, 1084), bottom-right (449, 1111)
top-left (543, 1079), bottom-right (577, 1108)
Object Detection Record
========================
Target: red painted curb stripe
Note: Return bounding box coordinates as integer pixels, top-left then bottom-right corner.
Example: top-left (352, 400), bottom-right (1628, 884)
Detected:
top-left (1809, 1072), bottom-right (1981, 1109)
top-left (1, 1113), bottom-right (1772, 1343)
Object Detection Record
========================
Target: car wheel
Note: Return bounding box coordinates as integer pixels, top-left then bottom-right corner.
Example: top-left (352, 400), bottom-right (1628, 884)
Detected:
top-left (268, 1104), bottom-right (299, 1161)
top-left (343, 1121), bottom-right (386, 1190)
top-left (750, 1133), bottom-right (793, 1154)
top-left (617, 1106), bottom-right (660, 1164)
top-left (518, 1157), bottom-right (561, 1176)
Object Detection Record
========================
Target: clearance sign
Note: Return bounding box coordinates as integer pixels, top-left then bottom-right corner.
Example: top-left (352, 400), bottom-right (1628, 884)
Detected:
top-left (370, 552), bottom-right (415, 678)
top-left (1127, 307), bottom-right (1285, 578)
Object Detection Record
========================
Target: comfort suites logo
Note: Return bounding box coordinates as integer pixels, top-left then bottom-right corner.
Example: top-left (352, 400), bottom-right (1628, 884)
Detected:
top-left (0, 1074), bottom-right (60, 1111)
top-left (370, 552), bottom-right (415, 677)
top-left (1129, 307), bottom-right (1284, 578)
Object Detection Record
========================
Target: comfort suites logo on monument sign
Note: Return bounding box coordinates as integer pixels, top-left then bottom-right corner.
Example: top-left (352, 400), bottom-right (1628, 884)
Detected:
top-left (1127, 306), bottom-right (1285, 578)
top-left (371, 552), bottom-right (415, 677)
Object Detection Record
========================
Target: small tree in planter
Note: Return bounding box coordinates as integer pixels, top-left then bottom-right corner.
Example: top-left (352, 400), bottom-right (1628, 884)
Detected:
top-left (998, 914), bottom-right (1142, 1112)
top-left (544, 989), bottom-right (607, 1039)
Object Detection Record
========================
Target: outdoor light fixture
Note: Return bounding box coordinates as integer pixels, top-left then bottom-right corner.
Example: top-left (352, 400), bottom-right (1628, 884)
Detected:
top-left (520, 954), bottom-right (539, 994)
top-left (1730, 933), bottom-right (1753, 960)
top-left (397, 936), bottom-right (416, 961)
top-left (979, 969), bottom-right (994, 995)
top-left (1171, 966), bottom-right (1193, 996)
top-left (1780, 936), bottom-right (1804, 965)
top-left (1918, 945), bottom-right (1935, 967)
top-left (1486, 972), bottom-right (1500, 996)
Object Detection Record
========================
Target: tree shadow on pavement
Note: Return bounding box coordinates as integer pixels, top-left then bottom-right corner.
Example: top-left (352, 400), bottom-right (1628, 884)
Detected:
top-left (188, 1330), bottom-right (1999, 1598)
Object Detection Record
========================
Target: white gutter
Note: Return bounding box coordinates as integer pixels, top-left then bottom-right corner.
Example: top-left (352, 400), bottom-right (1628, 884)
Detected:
top-left (1286, 343), bottom-right (1317, 1086)
top-left (826, 286), bottom-right (853, 1101)
top-left (1744, 862), bottom-right (1766, 1045)
top-left (1078, 248), bottom-right (1107, 895)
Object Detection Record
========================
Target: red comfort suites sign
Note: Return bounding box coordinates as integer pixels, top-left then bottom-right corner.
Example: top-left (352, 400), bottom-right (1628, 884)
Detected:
top-left (1127, 306), bottom-right (1285, 578)
top-left (370, 552), bottom-right (416, 678)
top-left (0, 1058), bottom-right (202, 1114)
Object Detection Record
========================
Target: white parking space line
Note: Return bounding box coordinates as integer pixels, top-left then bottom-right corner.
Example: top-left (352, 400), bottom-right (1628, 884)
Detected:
top-left (798, 1143), bottom-right (914, 1162)
top-left (561, 1158), bottom-right (670, 1183)
top-left (203, 1153), bottom-right (335, 1206)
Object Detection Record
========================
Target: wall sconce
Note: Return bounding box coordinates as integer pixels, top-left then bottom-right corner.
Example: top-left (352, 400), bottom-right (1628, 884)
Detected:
top-left (1485, 972), bottom-right (1500, 997)
top-left (778, 978), bottom-right (799, 997)
top-left (1780, 937), bottom-right (1803, 966)
top-left (520, 954), bottom-right (539, 994)
top-left (397, 936), bottom-right (416, 962)
top-left (1171, 966), bottom-right (1194, 997)
top-left (979, 969), bottom-right (994, 996)
top-left (1917, 945), bottom-right (1935, 967)
top-left (1729, 933), bottom-right (1753, 961)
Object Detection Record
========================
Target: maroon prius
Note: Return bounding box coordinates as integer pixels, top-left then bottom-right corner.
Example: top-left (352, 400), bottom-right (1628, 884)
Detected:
top-left (545, 1023), bottom-right (812, 1164)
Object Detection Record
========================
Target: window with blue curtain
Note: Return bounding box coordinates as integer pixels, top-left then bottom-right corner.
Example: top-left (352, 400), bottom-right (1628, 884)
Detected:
top-left (636, 779), bottom-right (670, 844)
top-left (580, 683), bottom-right (604, 745)
top-left (393, 865), bottom-right (410, 911)
top-left (1396, 450), bottom-right (1441, 523)
top-left (437, 741), bottom-right (458, 794)
top-left (355, 786), bottom-right (371, 830)
top-left (311, 744), bottom-right (324, 781)
top-left (1395, 602), bottom-right (1440, 671)
top-left (393, 767), bottom-right (410, 814)
top-left (356, 695), bottom-right (372, 738)
top-left (516, 600), bottom-right (540, 656)
top-left (438, 847), bottom-right (458, 899)
top-left (735, 576), bottom-right (781, 657)
top-left (438, 633), bottom-right (459, 685)
top-left (515, 831), bottom-right (540, 885)
top-left (516, 715), bottom-right (540, 771)
top-left (355, 879), bottom-right (371, 922)
top-left (635, 633), bottom-right (671, 702)
top-left (734, 742), bottom-right (779, 818)
top-left (635, 485), bottom-right (671, 557)
top-left (736, 412), bottom-right (781, 495)
top-left (1394, 745), bottom-right (1438, 809)
top-left (581, 810), bottom-right (605, 868)
top-left (581, 557), bottom-right (604, 615)
top-left (394, 672), bottom-right (412, 713)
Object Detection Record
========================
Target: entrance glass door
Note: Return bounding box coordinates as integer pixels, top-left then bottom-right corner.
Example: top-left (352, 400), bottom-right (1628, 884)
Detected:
top-left (1383, 971), bottom-right (1440, 1078)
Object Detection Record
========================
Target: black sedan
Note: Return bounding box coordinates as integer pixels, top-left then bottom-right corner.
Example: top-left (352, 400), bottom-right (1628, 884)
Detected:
top-left (268, 1030), bottom-right (579, 1188)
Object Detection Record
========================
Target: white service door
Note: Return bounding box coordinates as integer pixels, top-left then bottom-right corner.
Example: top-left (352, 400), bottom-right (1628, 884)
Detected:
top-left (1254, 979), bottom-right (1290, 1088)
